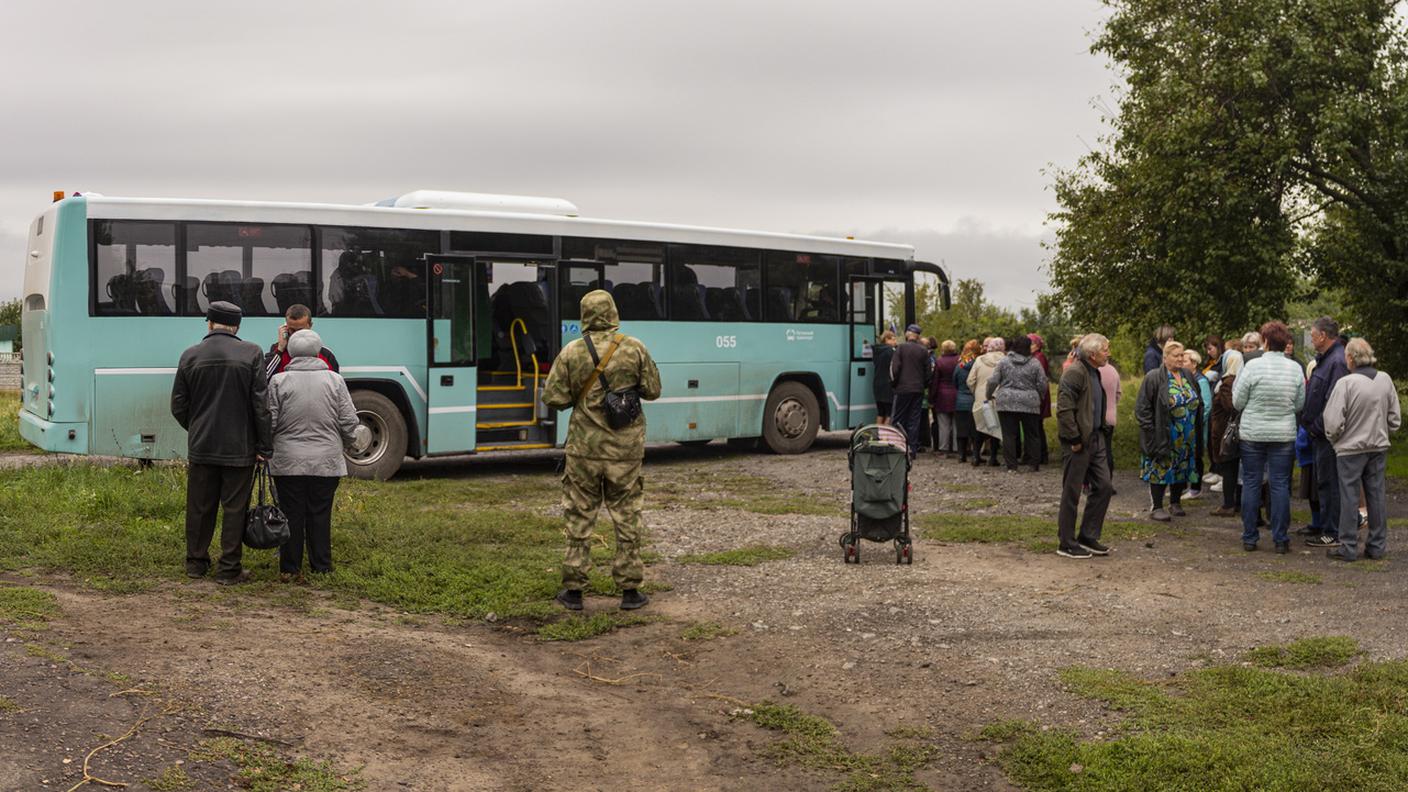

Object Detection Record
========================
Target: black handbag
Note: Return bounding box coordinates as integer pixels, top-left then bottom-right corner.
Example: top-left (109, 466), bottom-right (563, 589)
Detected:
top-left (244, 462), bottom-right (290, 549)
top-left (1222, 411), bottom-right (1242, 451)
top-left (579, 332), bottom-right (643, 430)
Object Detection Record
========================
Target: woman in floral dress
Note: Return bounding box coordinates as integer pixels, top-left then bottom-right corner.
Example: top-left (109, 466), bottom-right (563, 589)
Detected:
top-left (1135, 340), bottom-right (1200, 522)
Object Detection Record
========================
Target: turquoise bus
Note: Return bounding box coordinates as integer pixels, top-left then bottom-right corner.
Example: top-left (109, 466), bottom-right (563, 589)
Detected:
top-left (18, 190), bottom-right (948, 479)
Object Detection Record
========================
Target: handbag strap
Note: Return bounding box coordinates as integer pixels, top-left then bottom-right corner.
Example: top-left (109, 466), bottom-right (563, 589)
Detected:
top-left (576, 332), bottom-right (624, 405)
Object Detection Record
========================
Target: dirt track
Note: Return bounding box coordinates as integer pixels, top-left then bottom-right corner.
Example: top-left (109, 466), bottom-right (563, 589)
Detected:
top-left (4, 435), bottom-right (1407, 791)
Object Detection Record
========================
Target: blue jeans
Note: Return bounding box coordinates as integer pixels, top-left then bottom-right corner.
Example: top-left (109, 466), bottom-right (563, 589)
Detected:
top-left (1240, 440), bottom-right (1294, 546)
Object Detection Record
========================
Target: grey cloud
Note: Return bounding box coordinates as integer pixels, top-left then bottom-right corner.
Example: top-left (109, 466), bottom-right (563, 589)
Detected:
top-left (0, 0), bottom-right (1110, 304)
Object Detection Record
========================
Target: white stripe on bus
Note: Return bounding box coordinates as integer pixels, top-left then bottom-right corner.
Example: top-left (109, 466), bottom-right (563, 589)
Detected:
top-left (428, 405), bottom-right (477, 414)
top-left (339, 366), bottom-right (428, 402)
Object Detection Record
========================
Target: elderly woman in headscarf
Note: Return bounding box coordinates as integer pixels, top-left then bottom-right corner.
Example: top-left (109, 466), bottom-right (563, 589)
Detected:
top-left (1208, 347), bottom-right (1244, 517)
top-left (267, 329), bottom-right (359, 580)
top-left (1136, 340), bottom-right (1201, 522)
top-left (966, 337), bottom-right (1006, 467)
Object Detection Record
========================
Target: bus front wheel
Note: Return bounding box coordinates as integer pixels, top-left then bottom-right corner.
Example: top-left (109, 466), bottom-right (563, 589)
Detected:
top-left (346, 390), bottom-right (407, 481)
top-left (762, 381), bottom-right (819, 455)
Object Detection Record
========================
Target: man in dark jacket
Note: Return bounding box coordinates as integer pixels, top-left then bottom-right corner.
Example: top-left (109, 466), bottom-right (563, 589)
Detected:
top-left (1301, 316), bottom-right (1350, 547)
top-left (890, 324), bottom-right (932, 457)
top-left (1056, 334), bottom-right (1114, 559)
top-left (171, 301), bottom-right (274, 585)
top-left (1142, 324), bottom-right (1176, 374)
top-left (265, 303), bottom-right (339, 379)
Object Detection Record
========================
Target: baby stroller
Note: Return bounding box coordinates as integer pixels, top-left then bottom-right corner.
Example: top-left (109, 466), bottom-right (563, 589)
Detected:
top-left (840, 424), bottom-right (913, 564)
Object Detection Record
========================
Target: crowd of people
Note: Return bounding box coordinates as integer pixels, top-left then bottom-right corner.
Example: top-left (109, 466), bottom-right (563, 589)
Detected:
top-left (873, 317), bottom-right (1402, 562)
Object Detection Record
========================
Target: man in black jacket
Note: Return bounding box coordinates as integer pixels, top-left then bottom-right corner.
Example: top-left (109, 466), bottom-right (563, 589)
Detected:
top-left (171, 301), bottom-right (274, 585)
top-left (890, 324), bottom-right (932, 458)
top-left (1056, 334), bottom-right (1114, 559)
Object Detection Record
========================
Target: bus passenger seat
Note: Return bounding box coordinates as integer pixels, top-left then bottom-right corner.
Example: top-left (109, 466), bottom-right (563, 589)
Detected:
top-left (766, 287), bottom-right (794, 322)
top-left (706, 287), bottom-right (750, 322)
top-left (240, 277), bottom-right (268, 316)
top-left (202, 270), bottom-right (243, 308)
top-left (134, 268), bottom-right (172, 315)
top-left (272, 271), bottom-right (315, 314)
top-left (671, 268), bottom-right (710, 320)
top-left (106, 274), bottom-right (137, 314)
top-left (172, 276), bottom-right (200, 314)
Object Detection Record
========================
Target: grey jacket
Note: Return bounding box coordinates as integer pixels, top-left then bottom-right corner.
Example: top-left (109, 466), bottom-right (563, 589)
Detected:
top-left (985, 352), bottom-right (1045, 414)
top-left (267, 357), bottom-right (359, 477)
top-left (1324, 367), bottom-right (1402, 456)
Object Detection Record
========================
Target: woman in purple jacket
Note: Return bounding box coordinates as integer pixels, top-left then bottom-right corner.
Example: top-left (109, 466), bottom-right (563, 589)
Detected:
top-left (930, 340), bottom-right (961, 456)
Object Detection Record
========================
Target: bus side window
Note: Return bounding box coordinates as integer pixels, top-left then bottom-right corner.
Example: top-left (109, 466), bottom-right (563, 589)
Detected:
top-left (92, 220), bottom-right (177, 317)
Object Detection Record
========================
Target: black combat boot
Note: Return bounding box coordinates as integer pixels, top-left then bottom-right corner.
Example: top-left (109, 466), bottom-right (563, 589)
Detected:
top-left (555, 589), bottom-right (583, 611)
top-left (619, 589), bottom-right (649, 610)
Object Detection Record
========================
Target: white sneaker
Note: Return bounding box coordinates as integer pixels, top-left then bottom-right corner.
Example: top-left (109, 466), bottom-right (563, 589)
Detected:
top-left (1210, 482), bottom-right (1223, 493)
top-left (1203, 473), bottom-right (1222, 486)
top-left (1184, 489), bottom-right (1203, 500)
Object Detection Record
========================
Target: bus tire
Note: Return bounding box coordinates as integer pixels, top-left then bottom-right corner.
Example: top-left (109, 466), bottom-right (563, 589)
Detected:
top-left (346, 390), bottom-right (407, 481)
top-left (761, 381), bottom-right (819, 455)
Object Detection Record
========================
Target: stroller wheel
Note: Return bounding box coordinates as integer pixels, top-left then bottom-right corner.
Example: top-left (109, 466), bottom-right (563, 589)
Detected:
top-left (902, 543), bottom-right (913, 565)
top-left (844, 542), bottom-right (859, 564)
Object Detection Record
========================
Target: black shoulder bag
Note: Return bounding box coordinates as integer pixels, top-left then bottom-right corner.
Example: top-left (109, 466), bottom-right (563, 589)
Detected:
top-left (244, 461), bottom-right (290, 549)
top-left (579, 332), bottom-right (643, 430)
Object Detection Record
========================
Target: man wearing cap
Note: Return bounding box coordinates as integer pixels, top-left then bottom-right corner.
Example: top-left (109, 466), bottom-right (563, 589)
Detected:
top-left (890, 324), bottom-right (933, 458)
top-left (171, 301), bottom-right (274, 585)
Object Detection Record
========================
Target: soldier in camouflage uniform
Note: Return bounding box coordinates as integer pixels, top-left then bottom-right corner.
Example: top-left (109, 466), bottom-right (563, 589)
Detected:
top-left (543, 290), bottom-right (662, 611)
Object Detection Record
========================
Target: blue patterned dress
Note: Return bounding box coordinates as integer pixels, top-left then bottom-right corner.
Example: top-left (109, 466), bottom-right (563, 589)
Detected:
top-left (1140, 372), bottom-right (1199, 484)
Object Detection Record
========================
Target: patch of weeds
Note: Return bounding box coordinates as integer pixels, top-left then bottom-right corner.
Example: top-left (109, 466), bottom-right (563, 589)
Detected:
top-left (954, 498), bottom-right (999, 510)
top-left (681, 621), bottom-right (738, 641)
top-left (677, 545), bottom-right (794, 566)
top-left (977, 719), bottom-right (1038, 742)
top-left (1355, 560), bottom-right (1391, 573)
top-left (190, 737), bottom-right (364, 791)
top-left (651, 472), bottom-right (842, 516)
top-left (535, 612), bottom-right (656, 642)
top-left (145, 764), bottom-right (194, 791)
top-left (739, 702), bottom-right (938, 789)
top-left (0, 695), bottom-right (20, 712)
top-left (1256, 570), bottom-right (1322, 584)
top-left (918, 514), bottom-right (1152, 549)
top-left (105, 671), bottom-right (132, 685)
top-left (983, 654), bottom-right (1408, 790)
top-left (24, 643), bottom-right (66, 663)
top-left (0, 392), bottom-right (29, 452)
top-left (1246, 636), bottom-right (1361, 669)
top-left (0, 584), bottom-right (58, 630)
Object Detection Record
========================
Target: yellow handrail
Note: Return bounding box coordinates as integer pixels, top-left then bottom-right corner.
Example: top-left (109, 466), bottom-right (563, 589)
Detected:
top-left (506, 318), bottom-right (539, 423)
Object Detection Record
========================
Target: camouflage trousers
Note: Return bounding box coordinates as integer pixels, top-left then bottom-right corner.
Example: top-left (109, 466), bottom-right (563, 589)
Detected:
top-left (561, 454), bottom-right (645, 591)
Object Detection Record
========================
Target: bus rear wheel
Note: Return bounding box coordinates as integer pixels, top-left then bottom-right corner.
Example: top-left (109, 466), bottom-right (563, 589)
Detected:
top-left (762, 381), bottom-right (819, 455)
top-left (346, 390), bottom-right (407, 481)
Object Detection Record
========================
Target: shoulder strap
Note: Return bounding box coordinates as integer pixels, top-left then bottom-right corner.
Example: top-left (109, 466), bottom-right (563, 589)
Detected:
top-left (576, 333), bottom-right (624, 405)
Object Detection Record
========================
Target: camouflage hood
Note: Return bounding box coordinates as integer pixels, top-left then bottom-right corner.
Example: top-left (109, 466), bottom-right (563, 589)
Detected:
top-left (580, 289), bottom-right (620, 332)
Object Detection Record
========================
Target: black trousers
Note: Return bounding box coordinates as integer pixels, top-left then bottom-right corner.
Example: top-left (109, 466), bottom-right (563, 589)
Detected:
top-left (892, 392), bottom-right (924, 455)
top-left (998, 411), bottom-right (1042, 469)
top-left (275, 475), bottom-right (340, 574)
top-left (186, 463), bottom-right (255, 579)
top-left (1058, 431), bottom-right (1113, 549)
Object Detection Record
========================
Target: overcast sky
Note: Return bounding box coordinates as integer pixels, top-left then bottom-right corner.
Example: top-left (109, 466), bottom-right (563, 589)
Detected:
top-left (0, 0), bottom-right (1112, 309)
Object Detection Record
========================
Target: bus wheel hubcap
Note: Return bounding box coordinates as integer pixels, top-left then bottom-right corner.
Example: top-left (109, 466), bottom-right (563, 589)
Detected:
top-left (775, 398), bottom-right (809, 439)
top-left (351, 411), bottom-right (387, 464)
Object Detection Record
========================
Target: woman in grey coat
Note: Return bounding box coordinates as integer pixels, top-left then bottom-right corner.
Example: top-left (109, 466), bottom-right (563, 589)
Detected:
top-left (267, 329), bottom-right (359, 579)
top-left (985, 335), bottom-right (1048, 472)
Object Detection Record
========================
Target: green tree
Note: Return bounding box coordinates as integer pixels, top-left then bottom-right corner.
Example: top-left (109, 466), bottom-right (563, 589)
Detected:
top-left (1047, 0), bottom-right (1408, 371)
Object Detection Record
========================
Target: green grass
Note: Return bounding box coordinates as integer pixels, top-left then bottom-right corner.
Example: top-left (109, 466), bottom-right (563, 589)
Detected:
top-left (740, 702), bottom-right (938, 790)
top-left (0, 391), bottom-right (30, 453)
top-left (677, 545), bottom-right (795, 566)
top-left (145, 764), bottom-right (194, 791)
top-left (0, 463), bottom-right (648, 620)
top-left (917, 513), bottom-right (1153, 553)
top-left (1255, 570), bottom-right (1322, 585)
top-left (190, 737), bottom-right (363, 791)
top-left (0, 695), bottom-right (20, 712)
top-left (0, 584), bottom-right (58, 629)
top-left (680, 620), bottom-right (738, 641)
top-left (1246, 636), bottom-right (1362, 669)
top-left (982, 651), bottom-right (1408, 791)
top-left (535, 612), bottom-right (656, 641)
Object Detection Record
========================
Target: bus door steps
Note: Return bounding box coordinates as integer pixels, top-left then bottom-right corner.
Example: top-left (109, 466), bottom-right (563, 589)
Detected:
top-left (475, 441), bottom-right (554, 453)
top-left (476, 423), bottom-right (552, 447)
